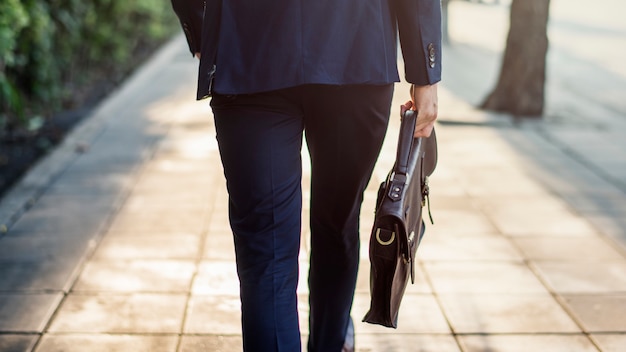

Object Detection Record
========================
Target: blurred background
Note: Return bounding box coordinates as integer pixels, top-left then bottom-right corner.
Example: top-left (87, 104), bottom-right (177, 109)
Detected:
top-left (0, 0), bottom-right (178, 196)
top-left (435, 0), bottom-right (626, 246)
top-left (443, 0), bottom-right (626, 121)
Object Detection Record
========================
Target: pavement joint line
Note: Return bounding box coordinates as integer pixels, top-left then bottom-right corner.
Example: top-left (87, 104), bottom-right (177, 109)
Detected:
top-left (29, 143), bottom-right (190, 347)
top-left (460, 129), bottom-right (626, 260)
top-left (498, 188), bottom-right (626, 346)
top-left (523, 130), bottom-right (626, 259)
top-left (416, 259), bottom-right (464, 351)
top-left (463, 191), bottom-right (597, 340)
top-left (28, 203), bottom-right (123, 351)
top-left (25, 42), bottom-right (187, 352)
top-left (31, 44), bottom-right (227, 351)
top-left (173, 244), bottom-right (205, 351)
top-left (524, 260), bottom-right (600, 343)
top-left (173, 151), bottom-right (219, 352)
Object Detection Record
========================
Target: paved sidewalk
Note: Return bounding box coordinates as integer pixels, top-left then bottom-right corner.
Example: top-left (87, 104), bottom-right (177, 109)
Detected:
top-left (1, 21), bottom-right (626, 352)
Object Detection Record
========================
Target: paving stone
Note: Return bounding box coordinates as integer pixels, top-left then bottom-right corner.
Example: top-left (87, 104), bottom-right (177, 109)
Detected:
top-left (206, 209), bottom-right (232, 234)
top-left (0, 294), bottom-right (63, 332)
top-left (457, 334), bottom-right (598, 352)
top-left (533, 261), bottom-right (626, 293)
top-left (591, 334), bottom-right (626, 352)
top-left (0, 233), bottom-right (93, 261)
top-left (183, 295), bottom-right (242, 334)
top-left (352, 293), bottom-right (451, 334)
top-left (0, 259), bottom-right (80, 292)
top-left (560, 192), bottom-right (626, 216)
top-left (49, 293), bottom-right (187, 333)
top-left (439, 131), bottom-right (515, 168)
top-left (297, 295), bottom-right (311, 334)
top-left (185, 294), bottom-right (308, 336)
top-left (179, 335), bottom-right (243, 352)
top-left (477, 196), bottom-right (598, 237)
top-left (438, 293), bottom-right (580, 334)
top-left (37, 334), bottom-right (178, 352)
top-left (142, 157), bottom-right (217, 174)
top-left (421, 195), bottom-right (478, 211)
top-left (73, 259), bottom-right (196, 293)
top-left (354, 334), bottom-right (461, 352)
top-left (202, 232), bottom-right (236, 260)
top-left (93, 233), bottom-right (200, 259)
top-left (121, 194), bottom-right (209, 211)
top-left (132, 174), bottom-right (214, 193)
top-left (426, 174), bottom-right (468, 197)
top-left (204, 209), bottom-right (234, 261)
top-left (67, 148), bottom-right (150, 173)
top-left (0, 334), bottom-right (37, 352)
top-left (45, 171), bottom-right (135, 196)
top-left (8, 195), bottom-right (117, 236)
top-left (586, 215), bottom-right (626, 248)
top-left (192, 261), bottom-right (240, 295)
top-left (107, 209), bottom-right (206, 233)
top-left (459, 168), bottom-right (548, 197)
top-left (419, 235), bottom-right (523, 261)
top-left (296, 261), bottom-right (312, 294)
top-left (419, 209), bottom-right (498, 236)
top-left (529, 168), bottom-right (621, 201)
top-left (551, 132), bottom-right (623, 157)
top-left (531, 160), bottom-right (618, 198)
top-left (513, 237), bottom-right (625, 262)
top-left (562, 295), bottom-right (626, 332)
top-left (87, 124), bottom-right (164, 146)
top-left (156, 132), bottom-right (218, 158)
top-left (424, 262), bottom-right (548, 294)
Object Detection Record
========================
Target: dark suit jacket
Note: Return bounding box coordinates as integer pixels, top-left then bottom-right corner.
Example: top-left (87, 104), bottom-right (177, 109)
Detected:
top-left (171, 0), bottom-right (442, 99)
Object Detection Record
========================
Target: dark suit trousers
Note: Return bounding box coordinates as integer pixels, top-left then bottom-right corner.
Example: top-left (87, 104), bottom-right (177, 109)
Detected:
top-left (210, 84), bottom-right (393, 352)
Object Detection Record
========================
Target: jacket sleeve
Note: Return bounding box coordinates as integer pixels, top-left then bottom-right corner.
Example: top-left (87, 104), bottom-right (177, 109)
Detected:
top-left (394, 0), bottom-right (442, 85)
top-left (171, 0), bottom-right (205, 56)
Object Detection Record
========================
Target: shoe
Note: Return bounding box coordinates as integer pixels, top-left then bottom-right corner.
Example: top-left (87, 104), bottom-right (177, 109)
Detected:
top-left (342, 317), bottom-right (355, 352)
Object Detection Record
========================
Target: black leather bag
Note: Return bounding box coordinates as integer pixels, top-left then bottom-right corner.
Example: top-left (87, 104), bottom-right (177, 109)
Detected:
top-left (362, 109), bottom-right (437, 328)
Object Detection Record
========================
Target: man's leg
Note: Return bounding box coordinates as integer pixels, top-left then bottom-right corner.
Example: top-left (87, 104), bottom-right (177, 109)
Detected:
top-left (302, 84), bottom-right (393, 352)
top-left (211, 90), bottom-right (304, 352)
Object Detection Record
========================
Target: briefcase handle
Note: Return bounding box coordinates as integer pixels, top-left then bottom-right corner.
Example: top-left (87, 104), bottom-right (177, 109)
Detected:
top-left (395, 110), bottom-right (438, 178)
top-left (395, 110), bottom-right (420, 176)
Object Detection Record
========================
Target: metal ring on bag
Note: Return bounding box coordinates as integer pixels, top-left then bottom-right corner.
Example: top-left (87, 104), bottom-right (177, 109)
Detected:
top-left (375, 228), bottom-right (395, 246)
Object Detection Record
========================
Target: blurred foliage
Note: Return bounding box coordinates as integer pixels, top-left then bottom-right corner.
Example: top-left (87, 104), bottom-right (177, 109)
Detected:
top-left (0, 0), bottom-right (177, 135)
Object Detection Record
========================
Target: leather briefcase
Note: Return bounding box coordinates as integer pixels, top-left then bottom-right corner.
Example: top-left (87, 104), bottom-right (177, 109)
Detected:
top-left (362, 109), bottom-right (437, 328)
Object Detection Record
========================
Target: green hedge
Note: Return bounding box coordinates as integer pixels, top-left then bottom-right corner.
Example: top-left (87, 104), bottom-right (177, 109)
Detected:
top-left (0, 0), bottom-right (178, 133)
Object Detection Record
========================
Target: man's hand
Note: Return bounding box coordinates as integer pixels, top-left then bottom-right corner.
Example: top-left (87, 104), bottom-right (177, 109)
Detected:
top-left (400, 83), bottom-right (438, 138)
top-left (195, 52), bottom-right (201, 59)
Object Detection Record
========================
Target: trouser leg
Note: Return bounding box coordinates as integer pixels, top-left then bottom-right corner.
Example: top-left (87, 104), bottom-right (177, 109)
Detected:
top-left (302, 84), bottom-right (393, 352)
top-left (211, 91), bottom-right (304, 352)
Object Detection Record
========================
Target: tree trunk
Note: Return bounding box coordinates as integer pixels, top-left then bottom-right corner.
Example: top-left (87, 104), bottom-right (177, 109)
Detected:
top-left (480, 0), bottom-right (551, 118)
